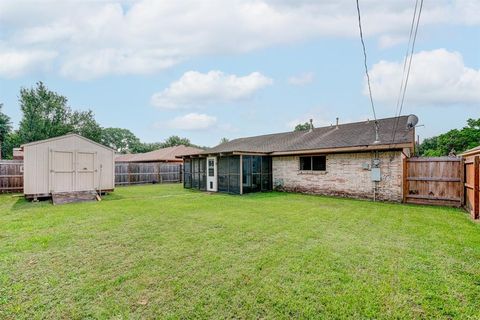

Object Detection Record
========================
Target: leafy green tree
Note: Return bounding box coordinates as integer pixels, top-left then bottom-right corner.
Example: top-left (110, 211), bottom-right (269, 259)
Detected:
top-left (17, 82), bottom-right (104, 146)
top-left (294, 122), bottom-right (311, 131)
top-left (1, 132), bottom-right (22, 159)
top-left (131, 142), bottom-right (164, 153)
top-left (418, 118), bottom-right (480, 156)
top-left (18, 82), bottom-right (72, 143)
top-left (0, 103), bottom-right (12, 158)
top-left (101, 127), bottom-right (141, 153)
top-left (161, 135), bottom-right (192, 148)
top-left (70, 110), bottom-right (103, 143)
top-left (219, 137), bottom-right (229, 144)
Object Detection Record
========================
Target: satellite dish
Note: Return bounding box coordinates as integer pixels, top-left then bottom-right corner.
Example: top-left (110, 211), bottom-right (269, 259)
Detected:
top-left (406, 114), bottom-right (419, 129)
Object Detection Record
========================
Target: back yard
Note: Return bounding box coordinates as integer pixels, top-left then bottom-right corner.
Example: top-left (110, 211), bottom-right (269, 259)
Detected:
top-left (1, 184), bottom-right (479, 319)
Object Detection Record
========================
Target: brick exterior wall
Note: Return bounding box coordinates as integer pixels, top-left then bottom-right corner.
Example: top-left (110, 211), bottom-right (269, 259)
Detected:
top-left (272, 151), bottom-right (404, 202)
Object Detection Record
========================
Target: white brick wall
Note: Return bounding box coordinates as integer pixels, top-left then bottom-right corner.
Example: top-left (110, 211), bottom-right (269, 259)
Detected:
top-left (272, 151), bottom-right (403, 202)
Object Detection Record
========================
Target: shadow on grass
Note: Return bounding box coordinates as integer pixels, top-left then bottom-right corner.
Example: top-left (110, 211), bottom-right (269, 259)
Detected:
top-left (10, 197), bottom-right (52, 211)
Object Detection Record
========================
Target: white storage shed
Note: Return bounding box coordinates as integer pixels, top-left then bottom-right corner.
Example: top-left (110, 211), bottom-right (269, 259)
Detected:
top-left (22, 134), bottom-right (115, 198)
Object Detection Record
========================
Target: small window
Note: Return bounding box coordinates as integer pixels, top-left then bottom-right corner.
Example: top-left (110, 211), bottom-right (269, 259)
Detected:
top-left (299, 156), bottom-right (326, 171)
top-left (299, 156), bottom-right (311, 170)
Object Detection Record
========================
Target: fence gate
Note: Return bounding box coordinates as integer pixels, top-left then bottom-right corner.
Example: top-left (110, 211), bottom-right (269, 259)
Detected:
top-left (464, 156), bottom-right (479, 219)
top-left (403, 157), bottom-right (464, 207)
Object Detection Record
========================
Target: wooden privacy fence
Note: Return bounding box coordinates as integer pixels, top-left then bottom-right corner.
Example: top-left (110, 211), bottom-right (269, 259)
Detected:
top-left (115, 162), bottom-right (182, 186)
top-left (0, 160), bottom-right (23, 193)
top-left (464, 155), bottom-right (479, 219)
top-left (403, 157), bottom-right (464, 207)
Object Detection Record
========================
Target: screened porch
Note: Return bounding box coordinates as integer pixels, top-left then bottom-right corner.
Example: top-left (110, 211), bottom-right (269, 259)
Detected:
top-left (183, 155), bottom-right (272, 194)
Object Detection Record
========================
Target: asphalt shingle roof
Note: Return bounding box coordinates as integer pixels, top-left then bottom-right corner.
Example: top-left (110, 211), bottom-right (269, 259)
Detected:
top-left (201, 115), bottom-right (415, 155)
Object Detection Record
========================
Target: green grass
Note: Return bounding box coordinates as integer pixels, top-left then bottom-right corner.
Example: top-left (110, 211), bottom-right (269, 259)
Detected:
top-left (0, 184), bottom-right (479, 319)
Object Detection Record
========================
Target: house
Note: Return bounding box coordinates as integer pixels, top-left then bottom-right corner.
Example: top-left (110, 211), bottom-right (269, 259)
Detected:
top-left (180, 115), bottom-right (417, 202)
top-left (115, 145), bottom-right (203, 163)
top-left (115, 145), bottom-right (203, 185)
top-left (22, 133), bottom-right (115, 199)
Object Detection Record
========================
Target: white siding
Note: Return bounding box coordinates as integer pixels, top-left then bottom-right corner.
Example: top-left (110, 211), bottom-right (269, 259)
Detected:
top-left (23, 135), bottom-right (115, 196)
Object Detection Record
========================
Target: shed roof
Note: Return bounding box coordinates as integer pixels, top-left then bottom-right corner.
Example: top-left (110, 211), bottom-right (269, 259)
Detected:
top-left (21, 133), bottom-right (115, 151)
top-left (460, 145), bottom-right (480, 157)
top-left (185, 115), bottom-right (415, 156)
top-left (116, 145), bottom-right (204, 162)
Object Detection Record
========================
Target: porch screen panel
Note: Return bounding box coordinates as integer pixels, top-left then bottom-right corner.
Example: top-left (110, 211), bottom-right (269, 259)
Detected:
top-left (199, 158), bottom-right (207, 191)
top-left (261, 157), bottom-right (272, 191)
top-left (184, 159), bottom-right (192, 188)
top-left (242, 156), bottom-right (252, 193)
top-left (228, 156), bottom-right (240, 194)
top-left (217, 156), bottom-right (229, 192)
top-left (251, 156), bottom-right (262, 192)
top-left (192, 158), bottom-right (199, 189)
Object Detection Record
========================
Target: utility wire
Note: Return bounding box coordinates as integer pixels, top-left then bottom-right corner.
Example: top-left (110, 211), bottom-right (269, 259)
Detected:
top-left (391, 0), bottom-right (423, 144)
top-left (391, 0), bottom-right (419, 134)
top-left (356, 0), bottom-right (377, 122)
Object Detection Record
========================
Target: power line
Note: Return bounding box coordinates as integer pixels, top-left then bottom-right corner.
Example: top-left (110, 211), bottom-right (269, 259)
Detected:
top-left (392, 0), bottom-right (419, 129)
top-left (391, 0), bottom-right (424, 144)
top-left (356, 0), bottom-right (377, 122)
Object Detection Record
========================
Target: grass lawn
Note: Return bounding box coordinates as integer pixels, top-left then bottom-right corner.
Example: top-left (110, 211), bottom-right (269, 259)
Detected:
top-left (1, 184), bottom-right (479, 319)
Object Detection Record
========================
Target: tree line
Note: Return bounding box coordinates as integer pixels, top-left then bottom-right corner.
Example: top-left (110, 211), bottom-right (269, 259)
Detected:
top-left (0, 82), bottom-right (203, 159)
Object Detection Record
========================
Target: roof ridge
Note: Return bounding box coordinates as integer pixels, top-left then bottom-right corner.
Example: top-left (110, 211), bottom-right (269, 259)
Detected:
top-left (226, 115), bottom-right (410, 143)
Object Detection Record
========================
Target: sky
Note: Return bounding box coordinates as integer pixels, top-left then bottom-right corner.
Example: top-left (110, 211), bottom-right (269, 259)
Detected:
top-left (0, 0), bottom-right (479, 147)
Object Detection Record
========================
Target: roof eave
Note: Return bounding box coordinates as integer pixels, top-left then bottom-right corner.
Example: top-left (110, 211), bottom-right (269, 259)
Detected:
top-left (269, 143), bottom-right (413, 156)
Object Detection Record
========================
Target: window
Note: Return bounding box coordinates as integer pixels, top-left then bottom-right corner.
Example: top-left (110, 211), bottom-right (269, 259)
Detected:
top-left (208, 159), bottom-right (214, 177)
top-left (299, 156), bottom-right (326, 171)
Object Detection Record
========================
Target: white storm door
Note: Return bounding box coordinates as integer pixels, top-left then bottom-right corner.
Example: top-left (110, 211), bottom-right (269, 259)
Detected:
top-left (76, 151), bottom-right (96, 191)
top-left (51, 150), bottom-right (75, 193)
top-left (206, 157), bottom-right (217, 191)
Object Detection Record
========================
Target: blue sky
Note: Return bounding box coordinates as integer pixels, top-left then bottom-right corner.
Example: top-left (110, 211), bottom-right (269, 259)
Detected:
top-left (0, 0), bottom-right (479, 147)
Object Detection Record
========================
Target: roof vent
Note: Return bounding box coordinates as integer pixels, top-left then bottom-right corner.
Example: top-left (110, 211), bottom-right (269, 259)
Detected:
top-left (336, 117), bottom-right (339, 129)
top-left (309, 119), bottom-right (314, 132)
top-left (373, 120), bottom-right (380, 144)
top-left (406, 114), bottom-right (419, 129)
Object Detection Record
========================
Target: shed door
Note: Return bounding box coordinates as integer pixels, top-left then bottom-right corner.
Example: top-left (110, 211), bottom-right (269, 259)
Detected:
top-left (76, 151), bottom-right (96, 191)
top-left (51, 151), bottom-right (75, 193)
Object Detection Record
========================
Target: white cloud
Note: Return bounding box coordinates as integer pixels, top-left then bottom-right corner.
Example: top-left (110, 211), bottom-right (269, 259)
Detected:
top-left (0, 49), bottom-right (57, 77)
top-left (367, 49), bottom-right (480, 106)
top-left (167, 113), bottom-right (217, 131)
top-left (151, 70), bottom-right (273, 109)
top-left (288, 72), bottom-right (315, 86)
top-left (0, 0), bottom-right (478, 78)
top-left (378, 35), bottom-right (408, 49)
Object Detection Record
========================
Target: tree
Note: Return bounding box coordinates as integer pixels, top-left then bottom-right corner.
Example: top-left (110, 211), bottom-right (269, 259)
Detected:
top-left (101, 127), bottom-right (141, 153)
top-left (1, 132), bottom-right (22, 159)
top-left (131, 142), bottom-right (164, 153)
top-left (219, 137), bottom-right (229, 144)
top-left (161, 135), bottom-right (192, 148)
top-left (0, 103), bottom-right (12, 158)
top-left (418, 118), bottom-right (480, 156)
top-left (17, 82), bottom-right (105, 147)
top-left (70, 110), bottom-right (102, 143)
top-left (18, 82), bottom-right (72, 143)
top-left (294, 122), bottom-right (311, 131)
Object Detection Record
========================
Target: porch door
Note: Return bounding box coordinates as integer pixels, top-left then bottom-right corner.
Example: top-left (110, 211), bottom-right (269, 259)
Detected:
top-left (51, 150), bottom-right (75, 193)
top-left (207, 157), bottom-right (217, 191)
top-left (76, 151), bottom-right (96, 191)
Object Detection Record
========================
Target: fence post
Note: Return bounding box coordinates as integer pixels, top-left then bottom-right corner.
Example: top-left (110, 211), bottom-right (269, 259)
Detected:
top-left (460, 157), bottom-right (465, 207)
top-left (402, 157), bottom-right (408, 203)
top-left (474, 156), bottom-right (479, 219)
